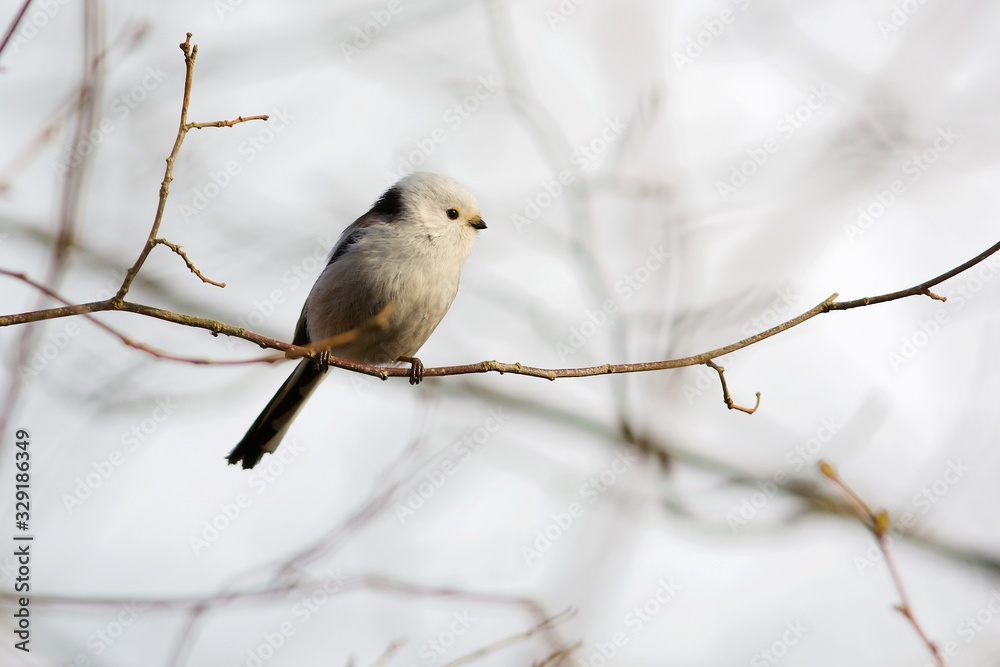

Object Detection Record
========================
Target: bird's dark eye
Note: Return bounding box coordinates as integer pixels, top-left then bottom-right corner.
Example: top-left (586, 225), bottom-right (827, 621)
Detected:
top-left (446, 208), bottom-right (459, 220)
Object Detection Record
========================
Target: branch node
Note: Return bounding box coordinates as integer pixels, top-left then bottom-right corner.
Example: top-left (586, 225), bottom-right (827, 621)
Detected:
top-left (874, 508), bottom-right (892, 537)
top-left (705, 360), bottom-right (760, 415)
top-left (923, 288), bottom-right (947, 302)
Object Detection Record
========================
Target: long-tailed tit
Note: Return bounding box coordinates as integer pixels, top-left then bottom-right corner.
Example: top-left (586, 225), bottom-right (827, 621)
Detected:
top-left (227, 172), bottom-right (486, 469)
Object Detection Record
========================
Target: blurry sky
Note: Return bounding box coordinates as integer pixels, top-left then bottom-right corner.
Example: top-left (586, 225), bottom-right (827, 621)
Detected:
top-left (1, 0), bottom-right (1000, 665)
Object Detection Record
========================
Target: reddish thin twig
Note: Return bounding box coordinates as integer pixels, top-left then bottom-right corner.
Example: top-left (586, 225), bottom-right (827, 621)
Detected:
top-left (820, 461), bottom-right (945, 667)
top-left (0, 0), bottom-right (32, 61)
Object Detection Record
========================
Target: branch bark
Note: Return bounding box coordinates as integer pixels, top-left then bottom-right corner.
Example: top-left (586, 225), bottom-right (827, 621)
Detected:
top-left (2, 239), bottom-right (1000, 382)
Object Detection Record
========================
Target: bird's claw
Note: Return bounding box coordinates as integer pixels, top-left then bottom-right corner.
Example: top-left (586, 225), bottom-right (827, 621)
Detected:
top-left (316, 349), bottom-right (331, 373)
top-left (399, 356), bottom-right (424, 385)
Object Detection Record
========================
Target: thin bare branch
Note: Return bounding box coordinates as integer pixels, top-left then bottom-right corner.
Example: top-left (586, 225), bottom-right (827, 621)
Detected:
top-left (187, 114), bottom-right (269, 129)
top-left (2, 239), bottom-right (1000, 398)
top-left (534, 642), bottom-right (581, 667)
top-left (113, 33), bottom-right (267, 302)
top-left (820, 461), bottom-right (946, 667)
top-left (152, 238), bottom-right (226, 288)
top-left (827, 239), bottom-right (1000, 311)
top-left (114, 33), bottom-right (196, 301)
top-left (705, 359), bottom-right (760, 414)
top-left (0, 269), bottom-right (268, 366)
top-left (0, 0), bottom-right (31, 62)
top-left (441, 608), bottom-right (576, 667)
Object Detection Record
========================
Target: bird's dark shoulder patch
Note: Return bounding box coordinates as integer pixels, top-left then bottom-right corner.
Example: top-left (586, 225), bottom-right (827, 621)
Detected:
top-left (327, 228), bottom-right (365, 266)
top-left (371, 185), bottom-right (404, 218)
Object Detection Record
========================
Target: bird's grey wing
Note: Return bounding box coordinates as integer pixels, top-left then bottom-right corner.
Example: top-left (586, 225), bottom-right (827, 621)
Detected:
top-left (293, 207), bottom-right (389, 346)
top-left (302, 207), bottom-right (403, 345)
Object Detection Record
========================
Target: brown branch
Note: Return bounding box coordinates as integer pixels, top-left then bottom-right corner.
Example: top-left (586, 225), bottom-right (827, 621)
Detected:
top-left (2, 238), bottom-right (1000, 394)
top-left (705, 359), bottom-right (760, 414)
top-left (441, 608), bottom-right (576, 667)
top-left (187, 114), bottom-right (269, 130)
top-left (0, 269), bottom-right (268, 366)
top-left (113, 33), bottom-right (196, 302)
top-left (152, 238), bottom-right (226, 288)
top-left (0, 0), bottom-right (31, 62)
top-left (827, 239), bottom-right (1000, 311)
top-left (820, 461), bottom-right (945, 667)
top-left (113, 33), bottom-right (266, 303)
top-left (536, 643), bottom-right (582, 667)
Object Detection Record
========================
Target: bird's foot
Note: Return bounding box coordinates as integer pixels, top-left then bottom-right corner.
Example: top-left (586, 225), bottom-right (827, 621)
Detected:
top-left (398, 356), bottom-right (424, 385)
top-left (316, 349), bottom-right (331, 373)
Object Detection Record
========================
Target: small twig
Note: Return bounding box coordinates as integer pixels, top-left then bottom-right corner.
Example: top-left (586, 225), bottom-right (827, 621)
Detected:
top-left (0, 269), bottom-right (269, 366)
top-left (826, 239), bottom-right (1000, 311)
top-left (441, 608), bottom-right (576, 667)
top-left (924, 289), bottom-right (946, 302)
top-left (534, 642), bottom-right (582, 667)
top-left (152, 238), bottom-right (226, 288)
top-left (187, 114), bottom-right (269, 130)
top-left (366, 638), bottom-right (405, 667)
top-left (113, 33), bottom-right (196, 302)
top-left (820, 461), bottom-right (946, 667)
top-left (705, 360), bottom-right (760, 414)
top-left (113, 33), bottom-right (266, 303)
top-left (0, 0), bottom-right (32, 62)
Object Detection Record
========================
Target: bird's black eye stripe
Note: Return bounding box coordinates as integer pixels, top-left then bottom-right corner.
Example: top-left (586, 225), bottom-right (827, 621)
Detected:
top-left (446, 208), bottom-right (459, 220)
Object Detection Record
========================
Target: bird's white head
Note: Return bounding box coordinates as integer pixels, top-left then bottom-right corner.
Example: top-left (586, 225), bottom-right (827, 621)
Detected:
top-left (374, 172), bottom-right (486, 237)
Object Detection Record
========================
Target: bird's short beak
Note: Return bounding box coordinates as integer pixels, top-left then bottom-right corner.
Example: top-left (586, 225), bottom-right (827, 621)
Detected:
top-left (469, 216), bottom-right (487, 230)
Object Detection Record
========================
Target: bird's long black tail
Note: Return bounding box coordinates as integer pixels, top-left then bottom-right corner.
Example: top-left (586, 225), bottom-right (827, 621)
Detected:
top-left (227, 360), bottom-right (325, 469)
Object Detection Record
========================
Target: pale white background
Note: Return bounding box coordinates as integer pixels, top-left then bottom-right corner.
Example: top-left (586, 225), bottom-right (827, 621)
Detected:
top-left (1, 0), bottom-right (999, 665)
